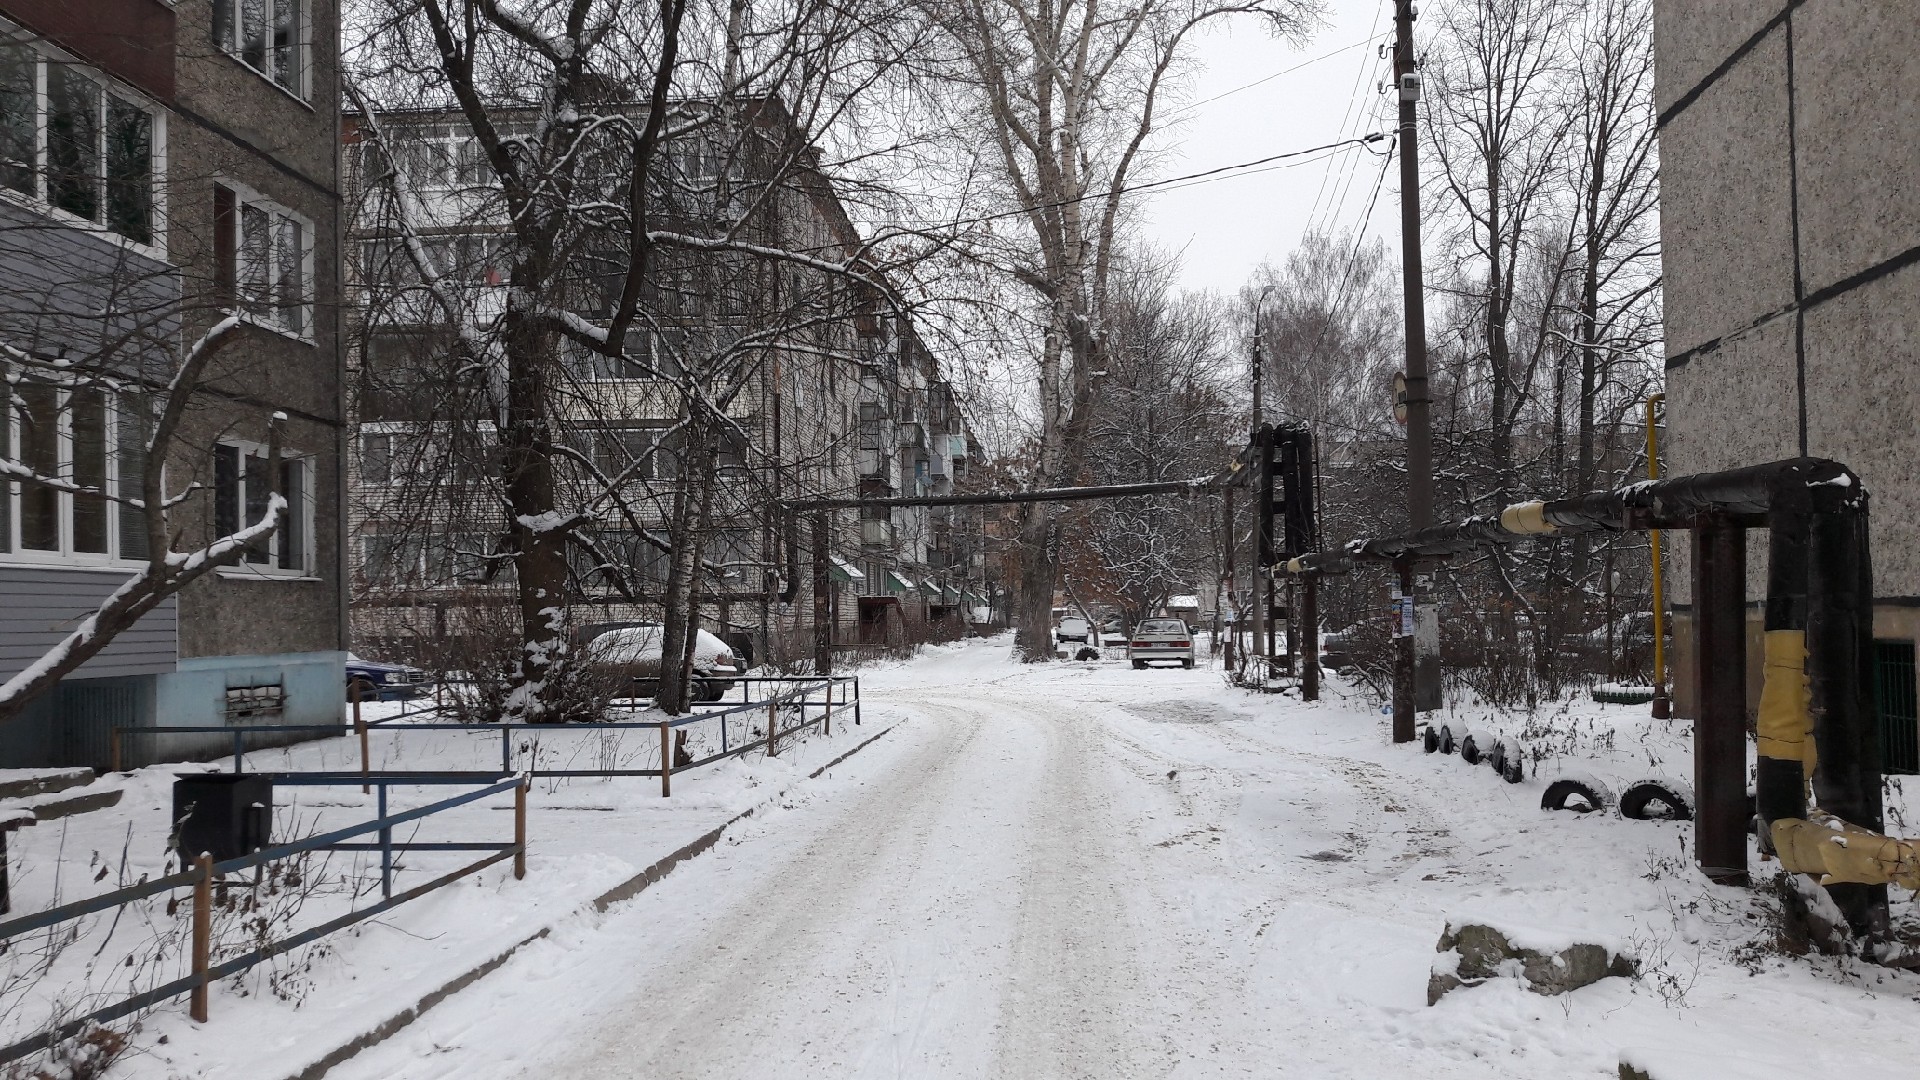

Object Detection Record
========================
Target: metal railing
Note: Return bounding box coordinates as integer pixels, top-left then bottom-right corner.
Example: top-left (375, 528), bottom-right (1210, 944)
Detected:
top-left (0, 776), bottom-right (526, 1063)
top-left (112, 677), bottom-right (862, 798)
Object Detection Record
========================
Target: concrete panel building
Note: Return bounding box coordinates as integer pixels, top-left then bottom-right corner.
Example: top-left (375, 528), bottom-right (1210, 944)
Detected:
top-left (1655, 0), bottom-right (1920, 766)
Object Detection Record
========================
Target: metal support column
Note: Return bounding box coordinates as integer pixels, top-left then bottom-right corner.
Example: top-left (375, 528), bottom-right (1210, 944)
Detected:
top-left (1690, 516), bottom-right (1749, 886)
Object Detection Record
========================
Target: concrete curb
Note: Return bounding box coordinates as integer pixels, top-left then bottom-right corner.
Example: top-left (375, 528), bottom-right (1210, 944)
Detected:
top-left (286, 722), bottom-right (897, 1080)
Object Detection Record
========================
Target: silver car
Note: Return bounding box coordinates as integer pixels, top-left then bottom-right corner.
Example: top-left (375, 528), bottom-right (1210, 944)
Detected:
top-left (1129, 618), bottom-right (1195, 669)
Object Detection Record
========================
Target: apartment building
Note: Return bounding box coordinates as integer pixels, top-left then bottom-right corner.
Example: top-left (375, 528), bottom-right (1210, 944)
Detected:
top-left (0, 0), bottom-right (347, 767)
top-left (1654, 0), bottom-right (1920, 766)
top-left (344, 96), bottom-right (986, 667)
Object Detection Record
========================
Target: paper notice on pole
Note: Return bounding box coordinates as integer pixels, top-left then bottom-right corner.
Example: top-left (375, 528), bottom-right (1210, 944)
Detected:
top-left (1391, 596), bottom-right (1414, 638)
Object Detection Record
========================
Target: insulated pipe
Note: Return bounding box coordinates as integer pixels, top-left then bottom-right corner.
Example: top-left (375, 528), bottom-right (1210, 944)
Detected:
top-left (1757, 494), bottom-right (1812, 830)
top-left (1803, 503), bottom-right (1887, 936)
top-left (1282, 458), bottom-right (1862, 573)
top-left (1691, 516), bottom-right (1749, 885)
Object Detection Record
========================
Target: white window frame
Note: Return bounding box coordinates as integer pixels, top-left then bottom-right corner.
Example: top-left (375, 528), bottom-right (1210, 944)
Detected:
top-left (0, 23), bottom-right (167, 258)
top-left (211, 439), bottom-right (316, 579)
top-left (215, 178), bottom-right (314, 341)
top-left (211, 0), bottom-right (310, 102)
top-left (0, 380), bottom-right (151, 567)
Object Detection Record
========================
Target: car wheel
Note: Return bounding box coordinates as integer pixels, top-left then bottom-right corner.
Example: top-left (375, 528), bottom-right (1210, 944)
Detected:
top-left (1181, 659), bottom-right (1194, 669)
top-left (348, 676), bottom-right (378, 702)
top-left (1132, 660), bottom-right (1147, 670)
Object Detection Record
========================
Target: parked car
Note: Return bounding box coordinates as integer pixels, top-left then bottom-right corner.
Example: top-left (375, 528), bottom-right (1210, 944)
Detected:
top-left (1318, 631), bottom-right (1355, 672)
top-left (346, 654), bottom-right (429, 700)
top-left (585, 624), bottom-right (740, 701)
top-left (1057, 617), bottom-right (1091, 644)
top-left (1128, 618), bottom-right (1195, 669)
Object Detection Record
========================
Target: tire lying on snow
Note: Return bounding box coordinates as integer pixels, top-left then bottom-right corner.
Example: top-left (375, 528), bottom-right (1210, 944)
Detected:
top-left (1618, 778), bottom-right (1696, 821)
top-left (1540, 774), bottom-right (1616, 814)
top-left (1422, 725), bottom-right (1441, 754)
top-left (1488, 737), bottom-right (1526, 784)
top-left (1437, 724), bottom-right (1459, 755)
top-left (1459, 730), bottom-right (1497, 766)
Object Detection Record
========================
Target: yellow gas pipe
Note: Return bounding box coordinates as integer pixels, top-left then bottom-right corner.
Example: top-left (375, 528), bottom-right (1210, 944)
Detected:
top-left (1647, 393), bottom-right (1670, 719)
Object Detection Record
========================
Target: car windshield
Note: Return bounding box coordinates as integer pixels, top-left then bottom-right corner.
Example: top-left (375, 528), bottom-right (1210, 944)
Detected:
top-left (1139, 620), bottom-right (1186, 634)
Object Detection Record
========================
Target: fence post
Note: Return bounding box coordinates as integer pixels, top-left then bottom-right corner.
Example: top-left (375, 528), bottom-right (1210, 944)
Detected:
top-left (232, 730), bottom-right (244, 773)
top-left (110, 729), bottom-right (123, 775)
top-left (823, 682), bottom-right (832, 736)
top-left (853, 678), bottom-right (862, 727)
top-left (766, 697), bottom-right (778, 757)
top-left (514, 779), bottom-right (528, 880)
top-left (190, 854), bottom-right (213, 1023)
top-left (659, 719), bottom-right (672, 798)
top-left (378, 784), bottom-right (393, 899)
top-left (354, 681), bottom-right (370, 795)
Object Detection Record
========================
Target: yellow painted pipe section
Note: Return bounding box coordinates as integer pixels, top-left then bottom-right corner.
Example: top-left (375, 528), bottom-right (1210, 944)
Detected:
top-left (1499, 501), bottom-right (1556, 535)
top-left (1772, 813), bottom-right (1920, 890)
top-left (1646, 394), bottom-right (1666, 697)
top-left (1755, 629), bottom-right (1816, 772)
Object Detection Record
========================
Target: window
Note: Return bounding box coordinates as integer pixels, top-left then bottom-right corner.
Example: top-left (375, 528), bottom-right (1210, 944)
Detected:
top-left (214, 183), bottom-right (310, 336)
top-left (708, 528), bottom-right (756, 582)
top-left (588, 426), bottom-right (670, 481)
top-left (212, 0), bottom-right (306, 97)
top-left (361, 432), bottom-right (393, 485)
top-left (212, 442), bottom-right (310, 573)
top-left (564, 335), bottom-right (664, 381)
top-left (2, 383), bottom-right (151, 561)
top-left (0, 37), bottom-right (158, 245)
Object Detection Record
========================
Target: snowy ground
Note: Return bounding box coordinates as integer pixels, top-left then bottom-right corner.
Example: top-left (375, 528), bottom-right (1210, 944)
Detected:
top-left (12, 635), bottom-right (1920, 1078)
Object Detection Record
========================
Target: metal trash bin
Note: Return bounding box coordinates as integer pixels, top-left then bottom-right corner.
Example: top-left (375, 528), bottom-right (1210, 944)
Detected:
top-left (172, 774), bottom-right (272, 865)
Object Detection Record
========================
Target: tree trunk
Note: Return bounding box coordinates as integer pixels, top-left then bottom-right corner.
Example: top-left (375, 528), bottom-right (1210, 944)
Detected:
top-left (657, 411), bottom-right (715, 714)
top-left (503, 309), bottom-right (571, 723)
top-left (1014, 503), bottom-right (1058, 661)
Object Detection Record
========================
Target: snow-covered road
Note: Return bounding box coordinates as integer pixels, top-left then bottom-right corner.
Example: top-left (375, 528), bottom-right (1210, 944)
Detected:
top-left (323, 638), bottom-right (1920, 1079)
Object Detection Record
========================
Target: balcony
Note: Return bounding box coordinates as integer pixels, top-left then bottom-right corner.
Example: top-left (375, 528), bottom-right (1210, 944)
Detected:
top-left (861, 519), bottom-right (894, 548)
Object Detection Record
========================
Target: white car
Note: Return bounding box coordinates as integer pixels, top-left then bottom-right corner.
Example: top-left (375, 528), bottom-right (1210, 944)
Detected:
top-left (1056, 617), bottom-right (1091, 644)
top-left (586, 624), bottom-right (740, 701)
top-left (1129, 618), bottom-right (1195, 670)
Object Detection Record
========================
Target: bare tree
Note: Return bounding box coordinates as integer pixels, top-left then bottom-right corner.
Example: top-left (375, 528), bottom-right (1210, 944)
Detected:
top-left (913, 0), bottom-right (1319, 660)
top-left (346, 0), bottom-right (932, 716)
top-left (1066, 256), bottom-right (1233, 625)
top-left (1425, 0), bottom-right (1572, 511)
top-left (1, 301), bottom-right (287, 719)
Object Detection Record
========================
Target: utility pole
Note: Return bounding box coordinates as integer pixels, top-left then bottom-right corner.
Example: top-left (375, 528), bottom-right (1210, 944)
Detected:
top-left (1249, 289), bottom-right (1272, 685)
top-left (1392, 0), bottom-right (1433, 744)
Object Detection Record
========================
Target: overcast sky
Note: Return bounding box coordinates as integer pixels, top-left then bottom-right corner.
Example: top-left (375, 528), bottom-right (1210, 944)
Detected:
top-left (1142, 0), bottom-right (1399, 296)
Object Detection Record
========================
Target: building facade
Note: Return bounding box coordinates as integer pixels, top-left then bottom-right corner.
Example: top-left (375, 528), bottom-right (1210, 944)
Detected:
top-left (1655, 0), bottom-right (1920, 762)
top-left (343, 99), bottom-right (987, 670)
top-left (0, 0), bottom-right (346, 768)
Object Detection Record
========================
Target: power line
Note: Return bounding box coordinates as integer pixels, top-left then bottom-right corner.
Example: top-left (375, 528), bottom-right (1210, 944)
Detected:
top-left (867, 133), bottom-right (1390, 235)
top-left (1307, 3), bottom-right (1389, 232)
top-left (1164, 30), bottom-right (1394, 122)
